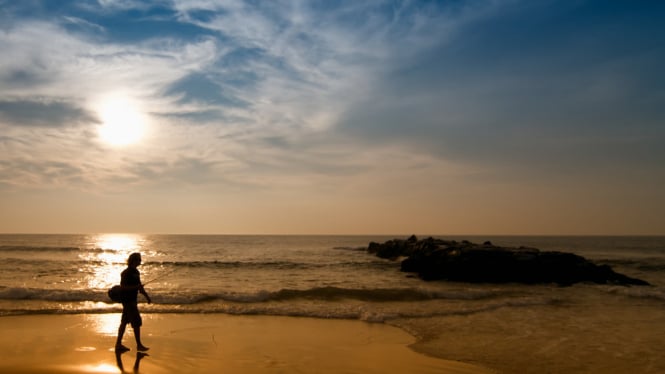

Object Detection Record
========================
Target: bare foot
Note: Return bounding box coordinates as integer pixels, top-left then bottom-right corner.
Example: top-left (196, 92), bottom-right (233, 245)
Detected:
top-left (137, 345), bottom-right (149, 352)
top-left (115, 344), bottom-right (130, 352)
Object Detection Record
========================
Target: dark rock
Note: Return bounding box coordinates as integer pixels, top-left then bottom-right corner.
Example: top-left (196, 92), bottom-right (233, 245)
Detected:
top-left (367, 241), bottom-right (382, 254)
top-left (369, 236), bottom-right (650, 286)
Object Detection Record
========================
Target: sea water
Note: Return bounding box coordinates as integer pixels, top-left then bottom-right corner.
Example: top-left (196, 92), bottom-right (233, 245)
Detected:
top-left (0, 234), bottom-right (663, 373)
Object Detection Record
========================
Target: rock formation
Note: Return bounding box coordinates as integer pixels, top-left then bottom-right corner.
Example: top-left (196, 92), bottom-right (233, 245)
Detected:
top-left (367, 236), bottom-right (649, 286)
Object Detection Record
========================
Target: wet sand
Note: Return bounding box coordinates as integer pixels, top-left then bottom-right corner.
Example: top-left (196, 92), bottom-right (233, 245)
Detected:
top-left (0, 313), bottom-right (493, 373)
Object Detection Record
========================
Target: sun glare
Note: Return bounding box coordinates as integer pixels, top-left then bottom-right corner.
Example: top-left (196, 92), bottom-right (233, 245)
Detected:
top-left (81, 234), bottom-right (144, 290)
top-left (97, 96), bottom-right (148, 146)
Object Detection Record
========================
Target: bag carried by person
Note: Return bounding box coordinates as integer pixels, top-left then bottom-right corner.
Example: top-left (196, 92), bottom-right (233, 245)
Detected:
top-left (107, 285), bottom-right (125, 303)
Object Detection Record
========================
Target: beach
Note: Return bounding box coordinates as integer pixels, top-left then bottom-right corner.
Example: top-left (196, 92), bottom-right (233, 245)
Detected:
top-left (0, 313), bottom-right (492, 374)
top-left (1, 234), bottom-right (664, 373)
top-left (393, 300), bottom-right (665, 374)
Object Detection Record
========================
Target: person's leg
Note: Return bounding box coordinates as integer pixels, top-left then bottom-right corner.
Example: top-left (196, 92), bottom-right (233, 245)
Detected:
top-left (116, 322), bottom-right (130, 351)
top-left (134, 325), bottom-right (149, 351)
top-left (127, 304), bottom-right (148, 351)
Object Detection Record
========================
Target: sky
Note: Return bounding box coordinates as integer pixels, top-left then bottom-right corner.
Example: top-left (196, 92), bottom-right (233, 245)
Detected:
top-left (1, 0), bottom-right (664, 235)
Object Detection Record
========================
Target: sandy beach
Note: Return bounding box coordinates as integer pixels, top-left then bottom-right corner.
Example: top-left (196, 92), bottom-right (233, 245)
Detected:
top-left (0, 313), bottom-right (493, 374)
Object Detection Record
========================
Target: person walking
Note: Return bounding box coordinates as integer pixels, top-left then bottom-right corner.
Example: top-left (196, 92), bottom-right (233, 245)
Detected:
top-left (115, 252), bottom-right (151, 352)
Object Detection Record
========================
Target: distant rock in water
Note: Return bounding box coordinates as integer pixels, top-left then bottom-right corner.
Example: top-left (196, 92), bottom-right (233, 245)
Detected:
top-left (367, 236), bottom-right (649, 286)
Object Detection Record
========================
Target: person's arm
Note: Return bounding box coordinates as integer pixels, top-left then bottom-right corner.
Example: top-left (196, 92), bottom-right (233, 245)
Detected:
top-left (139, 284), bottom-right (152, 304)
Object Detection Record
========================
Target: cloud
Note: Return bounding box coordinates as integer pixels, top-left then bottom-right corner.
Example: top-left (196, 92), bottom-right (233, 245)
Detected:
top-left (62, 15), bottom-right (106, 33)
top-left (168, 0), bottom-right (471, 131)
top-left (96, 0), bottom-right (163, 11)
top-left (0, 98), bottom-right (97, 127)
top-left (164, 72), bottom-right (250, 107)
top-left (336, 1), bottom-right (665, 178)
top-left (0, 17), bottom-right (219, 101)
top-left (1, 0), bottom-right (663, 194)
top-left (0, 1), bottom-right (663, 234)
top-left (0, 158), bottom-right (87, 188)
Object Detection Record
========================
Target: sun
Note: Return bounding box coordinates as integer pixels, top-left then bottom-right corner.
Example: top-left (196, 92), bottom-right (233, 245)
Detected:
top-left (97, 96), bottom-right (148, 146)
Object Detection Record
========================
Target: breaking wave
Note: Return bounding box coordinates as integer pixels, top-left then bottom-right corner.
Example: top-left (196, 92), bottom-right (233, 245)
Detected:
top-left (0, 285), bottom-right (559, 322)
top-left (0, 285), bottom-right (505, 304)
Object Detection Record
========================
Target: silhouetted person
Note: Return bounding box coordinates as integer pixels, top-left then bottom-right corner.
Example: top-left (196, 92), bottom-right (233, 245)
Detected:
top-left (115, 252), bottom-right (151, 352)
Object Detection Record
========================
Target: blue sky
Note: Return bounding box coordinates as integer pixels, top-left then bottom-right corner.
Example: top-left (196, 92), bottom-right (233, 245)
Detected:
top-left (1, 0), bottom-right (664, 234)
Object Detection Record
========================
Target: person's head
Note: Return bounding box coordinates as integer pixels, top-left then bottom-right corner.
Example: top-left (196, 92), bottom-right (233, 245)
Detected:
top-left (127, 252), bottom-right (142, 267)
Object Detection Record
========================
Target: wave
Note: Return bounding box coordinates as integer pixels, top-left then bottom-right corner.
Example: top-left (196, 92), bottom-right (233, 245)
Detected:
top-left (597, 258), bottom-right (665, 272)
top-left (0, 292), bottom-right (558, 322)
top-left (0, 245), bottom-right (83, 253)
top-left (0, 287), bottom-right (103, 302)
top-left (258, 287), bottom-right (502, 303)
top-left (332, 246), bottom-right (366, 251)
top-left (0, 285), bottom-right (506, 305)
top-left (147, 260), bottom-right (394, 271)
top-left (0, 303), bottom-right (551, 321)
top-left (602, 286), bottom-right (665, 302)
top-left (153, 287), bottom-right (504, 304)
top-left (1, 257), bottom-right (109, 267)
top-left (0, 245), bottom-right (115, 254)
top-left (0, 257), bottom-right (395, 273)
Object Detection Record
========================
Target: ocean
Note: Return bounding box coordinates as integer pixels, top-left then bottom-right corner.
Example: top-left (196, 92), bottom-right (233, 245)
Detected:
top-left (1, 234), bottom-right (664, 373)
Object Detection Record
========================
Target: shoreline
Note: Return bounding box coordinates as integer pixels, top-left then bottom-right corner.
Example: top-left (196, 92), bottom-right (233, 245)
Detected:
top-left (0, 313), bottom-right (494, 374)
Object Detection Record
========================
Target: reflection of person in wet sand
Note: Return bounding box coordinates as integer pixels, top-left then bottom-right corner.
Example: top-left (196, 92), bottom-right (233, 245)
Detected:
top-left (115, 351), bottom-right (149, 374)
top-left (115, 253), bottom-right (151, 352)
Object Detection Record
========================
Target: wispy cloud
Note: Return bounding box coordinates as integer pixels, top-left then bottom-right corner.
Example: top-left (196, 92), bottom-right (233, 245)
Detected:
top-left (1, 0), bottom-right (663, 234)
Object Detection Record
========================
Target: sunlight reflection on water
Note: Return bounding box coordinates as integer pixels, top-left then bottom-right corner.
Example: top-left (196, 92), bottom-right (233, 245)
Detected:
top-left (80, 234), bottom-right (146, 290)
top-left (86, 312), bottom-right (121, 337)
top-left (77, 362), bottom-right (118, 374)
